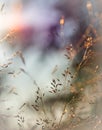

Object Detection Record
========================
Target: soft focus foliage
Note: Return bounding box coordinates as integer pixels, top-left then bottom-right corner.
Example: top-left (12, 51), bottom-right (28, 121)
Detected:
top-left (0, 0), bottom-right (102, 130)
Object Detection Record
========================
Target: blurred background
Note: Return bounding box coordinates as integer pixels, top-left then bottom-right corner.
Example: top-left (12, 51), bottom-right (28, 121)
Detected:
top-left (0, 0), bottom-right (102, 130)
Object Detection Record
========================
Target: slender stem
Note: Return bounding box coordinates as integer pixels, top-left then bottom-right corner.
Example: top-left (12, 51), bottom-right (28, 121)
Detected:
top-left (58, 102), bottom-right (67, 127)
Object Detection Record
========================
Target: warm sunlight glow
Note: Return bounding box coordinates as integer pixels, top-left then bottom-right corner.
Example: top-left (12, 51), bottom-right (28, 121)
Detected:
top-left (60, 16), bottom-right (65, 25)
